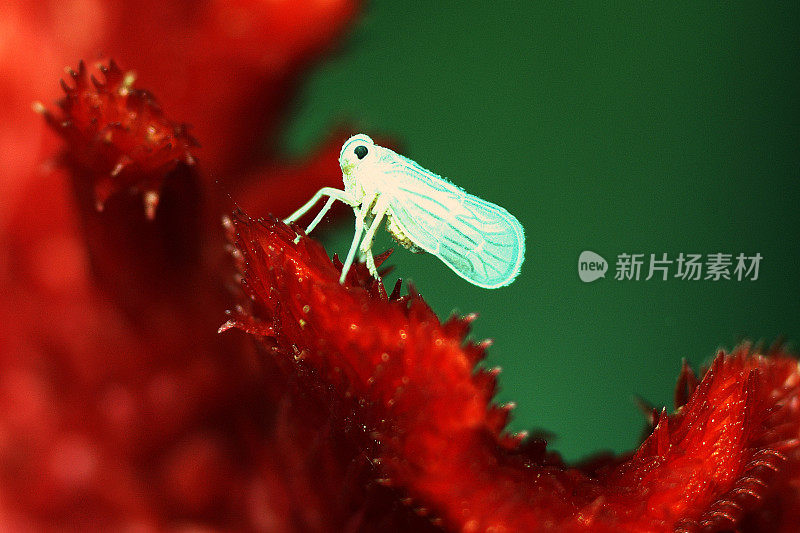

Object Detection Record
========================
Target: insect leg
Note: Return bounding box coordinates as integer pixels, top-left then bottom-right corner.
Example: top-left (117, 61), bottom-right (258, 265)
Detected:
top-left (339, 208), bottom-right (366, 284)
top-left (283, 187), bottom-right (353, 225)
top-left (358, 199), bottom-right (389, 278)
top-left (303, 196), bottom-right (337, 236)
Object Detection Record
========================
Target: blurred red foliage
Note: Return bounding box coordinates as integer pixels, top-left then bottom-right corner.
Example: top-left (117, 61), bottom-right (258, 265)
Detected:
top-left (1, 1), bottom-right (798, 531)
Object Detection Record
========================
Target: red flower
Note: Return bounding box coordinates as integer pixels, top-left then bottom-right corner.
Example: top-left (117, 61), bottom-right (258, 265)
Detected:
top-left (38, 60), bottom-right (198, 217)
top-left (1, 2), bottom-right (798, 531)
top-left (222, 210), bottom-right (800, 532)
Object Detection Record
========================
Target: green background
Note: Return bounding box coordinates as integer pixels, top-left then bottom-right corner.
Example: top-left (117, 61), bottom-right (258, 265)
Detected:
top-left (281, 2), bottom-right (800, 461)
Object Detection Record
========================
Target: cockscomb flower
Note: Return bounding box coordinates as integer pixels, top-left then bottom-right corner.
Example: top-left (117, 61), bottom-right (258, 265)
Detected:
top-left (35, 60), bottom-right (198, 218)
top-left (3, 1), bottom-right (798, 530)
top-left (222, 210), bottom-right (800, 532)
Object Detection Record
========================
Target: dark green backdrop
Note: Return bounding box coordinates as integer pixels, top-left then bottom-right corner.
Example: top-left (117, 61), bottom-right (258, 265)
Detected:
top-left (282, 2), bottom-right (800, 461)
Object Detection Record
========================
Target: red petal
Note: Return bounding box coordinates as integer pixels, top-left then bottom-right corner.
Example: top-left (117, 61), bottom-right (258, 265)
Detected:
top-left (226, 210), bottom-right (800, 531)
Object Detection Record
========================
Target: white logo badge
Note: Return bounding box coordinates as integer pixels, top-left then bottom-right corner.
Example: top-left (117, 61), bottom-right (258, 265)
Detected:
top-left (579, 251), bottom-right (607, 282)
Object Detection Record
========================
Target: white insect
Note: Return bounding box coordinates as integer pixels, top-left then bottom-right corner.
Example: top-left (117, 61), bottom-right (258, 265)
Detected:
top-left (283, 134), bottom-right (525, 288)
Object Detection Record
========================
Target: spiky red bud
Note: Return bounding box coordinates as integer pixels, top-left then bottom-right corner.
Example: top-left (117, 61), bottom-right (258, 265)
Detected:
top-left (39, 60), bottom-right (198, 218)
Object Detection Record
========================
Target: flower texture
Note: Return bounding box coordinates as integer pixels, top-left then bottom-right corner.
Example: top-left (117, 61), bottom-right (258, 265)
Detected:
top-left (1, 1), bottom-right (798, 531)
top-left (221, 211), bottom-right (800, 532)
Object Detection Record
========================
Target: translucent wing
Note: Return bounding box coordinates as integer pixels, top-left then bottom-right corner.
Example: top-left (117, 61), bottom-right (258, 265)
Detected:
top-left (379, 151), bottom-right (525, 288)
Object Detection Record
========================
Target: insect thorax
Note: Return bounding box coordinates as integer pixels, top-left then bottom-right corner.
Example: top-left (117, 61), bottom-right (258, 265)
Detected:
top-left (385, 214), bottom-right (423, 253)
top-left (343, 171), bottom-right (372, 206)
top-left (342, 172), bottom-right (358, 198)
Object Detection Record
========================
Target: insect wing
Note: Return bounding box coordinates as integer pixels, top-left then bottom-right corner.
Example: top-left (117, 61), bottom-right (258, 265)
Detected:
top-left (382, 153), bottom-right (525, 288)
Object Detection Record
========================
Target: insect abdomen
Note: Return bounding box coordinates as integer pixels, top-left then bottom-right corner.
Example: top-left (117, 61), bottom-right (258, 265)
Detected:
top-left (386, 214), bottom-right (423, 253)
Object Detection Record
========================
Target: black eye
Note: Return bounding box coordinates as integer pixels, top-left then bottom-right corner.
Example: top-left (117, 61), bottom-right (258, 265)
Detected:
top-left (354, 145), bottom-right (368, 159)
